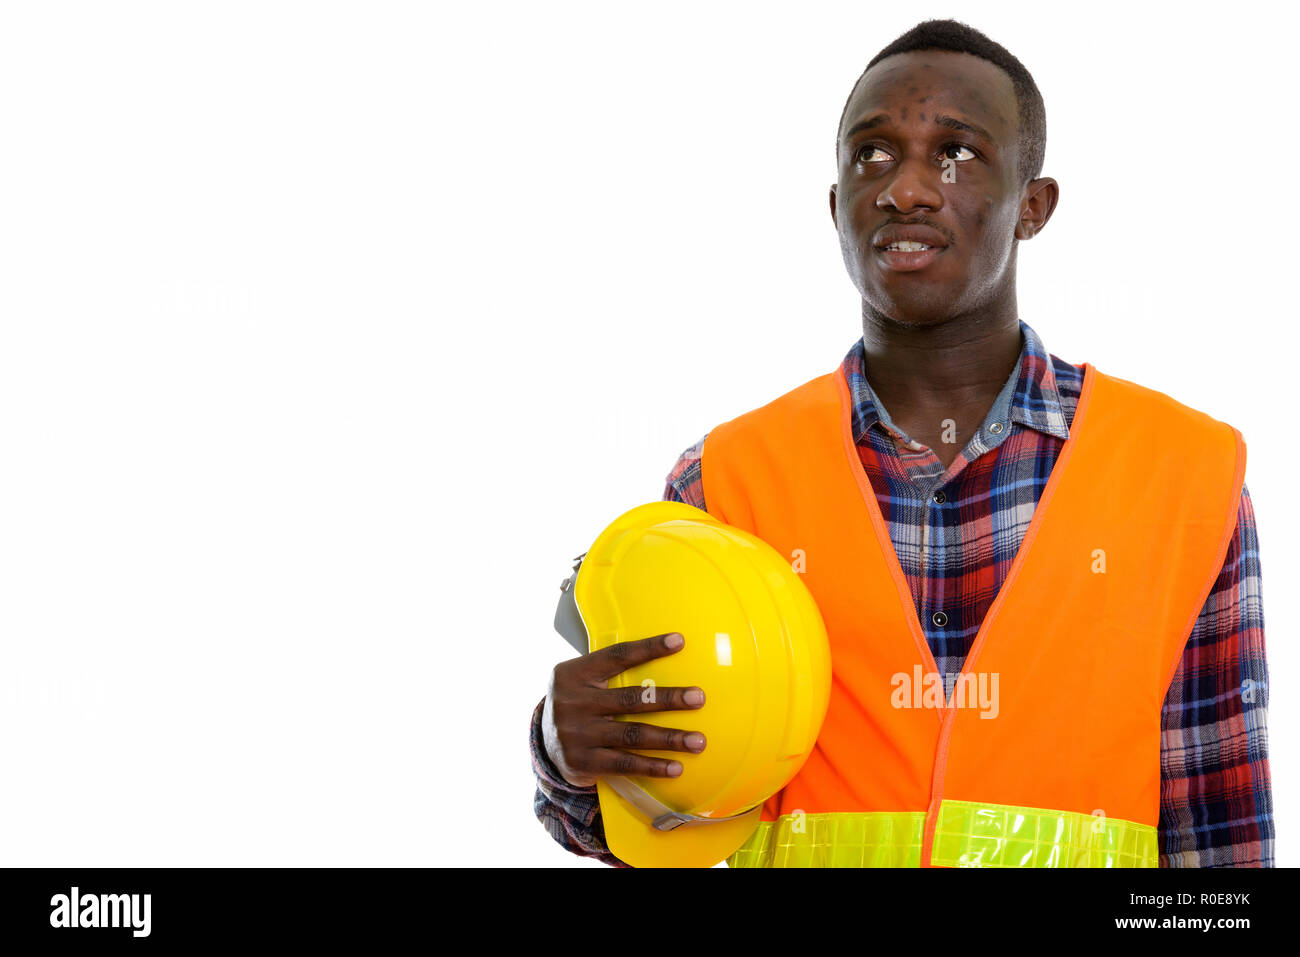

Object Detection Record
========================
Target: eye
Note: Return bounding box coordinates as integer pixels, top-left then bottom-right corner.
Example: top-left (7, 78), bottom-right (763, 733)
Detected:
top-left (855, 145), bottom-right (891, 165)
top-left (942, 143), bottom-right (978, 162)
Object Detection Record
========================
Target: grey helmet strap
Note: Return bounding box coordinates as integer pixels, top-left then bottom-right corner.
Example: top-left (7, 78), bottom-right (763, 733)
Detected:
top-left (551, 551), bottom-right (760, 832)
top-left (602, 775), bottom-right (761, 832)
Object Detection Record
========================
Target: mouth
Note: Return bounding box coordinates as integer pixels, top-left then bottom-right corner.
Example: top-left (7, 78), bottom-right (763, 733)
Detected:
top-left (874, 241), bottom-right (946, 272)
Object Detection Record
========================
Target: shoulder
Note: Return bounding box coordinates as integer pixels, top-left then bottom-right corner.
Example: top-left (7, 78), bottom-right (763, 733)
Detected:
top-left (710, 369), bottom-right (843, 445)
top-left (1090, 368), bottom-right (1247, 476)
top-left (663, 370), bottom-right (840, 512)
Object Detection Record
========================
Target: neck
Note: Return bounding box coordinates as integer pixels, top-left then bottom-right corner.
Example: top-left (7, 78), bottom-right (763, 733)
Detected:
top-left (859, 304), bottom-right (1023, 415)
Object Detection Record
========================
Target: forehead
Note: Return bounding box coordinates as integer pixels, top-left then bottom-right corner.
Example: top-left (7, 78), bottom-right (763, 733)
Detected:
top-left (840, 49), bottom-right (1016, 145)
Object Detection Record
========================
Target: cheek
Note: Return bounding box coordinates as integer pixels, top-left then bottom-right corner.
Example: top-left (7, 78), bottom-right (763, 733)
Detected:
top-left (962, 196), bottom-right (1016, 251)
top-left (844, 198), bottom-right (878, 254)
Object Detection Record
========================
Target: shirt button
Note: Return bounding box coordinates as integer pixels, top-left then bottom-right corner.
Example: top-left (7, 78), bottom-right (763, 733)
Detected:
top-left (932, 611), bottom-right (948, 627)
top-left (989, 422), bottom-right (1004, 434)
top-left (933, 491), bottom-right (946, 504)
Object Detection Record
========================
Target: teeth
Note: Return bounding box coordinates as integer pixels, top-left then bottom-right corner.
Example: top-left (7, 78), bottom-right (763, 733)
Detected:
top-left (884, 241), bottom-right (931, 251)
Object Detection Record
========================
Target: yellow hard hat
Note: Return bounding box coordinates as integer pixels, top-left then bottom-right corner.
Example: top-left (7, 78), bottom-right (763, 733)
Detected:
top-left (553, 501), bottom-right (832, 867)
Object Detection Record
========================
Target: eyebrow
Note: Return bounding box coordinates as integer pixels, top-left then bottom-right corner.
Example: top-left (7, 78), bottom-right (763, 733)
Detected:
top-left (842, 113), bottom-right (997, 149)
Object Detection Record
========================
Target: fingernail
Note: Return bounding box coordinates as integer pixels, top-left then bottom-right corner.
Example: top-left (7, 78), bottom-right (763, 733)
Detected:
top-left (667, 761), bottom-right (683, 776)
top-left (664, 633), bottom-right (683, 649)
top-left (684, 688), bottom-right (704, 706)
top-left (685, 733), bottom-right (706, 751)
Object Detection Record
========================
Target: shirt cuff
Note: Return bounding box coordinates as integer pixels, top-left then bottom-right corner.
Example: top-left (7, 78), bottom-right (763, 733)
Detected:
top-left (530, 696), bottom-right (598, 797)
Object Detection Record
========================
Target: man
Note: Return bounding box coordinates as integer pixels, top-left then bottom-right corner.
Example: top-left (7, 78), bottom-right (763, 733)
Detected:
top-left (531, 19), bottom-right (1273, 867)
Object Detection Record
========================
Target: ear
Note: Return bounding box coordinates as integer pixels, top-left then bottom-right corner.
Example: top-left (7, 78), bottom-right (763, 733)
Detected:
top-left (829, 183), bottom-right (838, 229)
top-left (1015, 177), bottom-right (1059, 240)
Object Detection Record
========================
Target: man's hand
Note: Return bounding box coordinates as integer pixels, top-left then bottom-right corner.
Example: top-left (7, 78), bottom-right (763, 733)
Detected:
top-left (542, 632), bottom-right (706, 788)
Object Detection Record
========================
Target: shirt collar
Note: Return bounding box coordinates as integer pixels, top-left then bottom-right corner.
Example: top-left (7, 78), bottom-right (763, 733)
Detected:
top-left (840, 318), bottom-right (1072, 445)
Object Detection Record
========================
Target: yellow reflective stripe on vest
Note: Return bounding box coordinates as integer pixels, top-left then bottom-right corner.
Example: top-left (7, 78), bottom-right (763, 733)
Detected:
top-left (727, 811), bottom-right (926, 867)
top-left (727, 801), bottom-right (1158, 868)
top-left (932, 799), bottom-right (1157, 867)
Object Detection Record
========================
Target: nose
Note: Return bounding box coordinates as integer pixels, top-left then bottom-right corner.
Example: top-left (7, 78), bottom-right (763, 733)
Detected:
top-left (876, 157), bottom-right (944, 214)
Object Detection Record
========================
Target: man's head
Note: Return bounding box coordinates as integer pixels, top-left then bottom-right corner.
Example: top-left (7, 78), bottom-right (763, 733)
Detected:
top-left (829, 19), bottom-right (1058, 327)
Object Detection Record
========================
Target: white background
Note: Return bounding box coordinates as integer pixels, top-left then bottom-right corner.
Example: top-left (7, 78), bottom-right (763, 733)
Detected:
top-left (0, 1), bottom-right (1291, 867)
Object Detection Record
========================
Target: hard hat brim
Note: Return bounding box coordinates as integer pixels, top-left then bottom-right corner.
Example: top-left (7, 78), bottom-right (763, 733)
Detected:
top-left (598, 779), bottom-right (763, 868)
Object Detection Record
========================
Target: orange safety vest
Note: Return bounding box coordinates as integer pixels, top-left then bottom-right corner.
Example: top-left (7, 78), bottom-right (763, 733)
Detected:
top-left (701, 362), bottom-right (1245, 867)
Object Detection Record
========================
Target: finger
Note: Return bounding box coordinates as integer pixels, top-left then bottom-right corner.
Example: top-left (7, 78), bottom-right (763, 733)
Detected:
top-left (594, 684), bottom-right (706, 715)
top-left (583, 631), bottom-right (685, 682)
top-left (594, 720), bottom-right (706, 754)
top-left (589, 748), bottom-right (690, 779)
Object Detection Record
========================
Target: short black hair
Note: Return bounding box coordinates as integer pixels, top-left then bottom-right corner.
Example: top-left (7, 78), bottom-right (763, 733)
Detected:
top-left (836, 19), bottom-right (1046, 188)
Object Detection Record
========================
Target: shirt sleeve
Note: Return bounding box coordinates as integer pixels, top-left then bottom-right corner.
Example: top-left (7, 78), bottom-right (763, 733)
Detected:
top-left (1158, 481), bottom-right (1273, 866)
top-left (663, 434), bottom-right (708, 509)
top-left (529, 697), bottom-right (629, 867)
top-left (530, 434), bottom-right (710, 865)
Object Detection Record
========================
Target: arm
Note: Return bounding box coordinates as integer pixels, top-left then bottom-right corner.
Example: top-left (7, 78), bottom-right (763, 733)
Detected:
top-left (530, 697), bottom-right (628, 867)
top-left (663, 433), bottom-right (708, 511)
top-left (1158, 482), bottom-right (1273, 866)
top-left (530, 434), bottom-right (710, 864)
